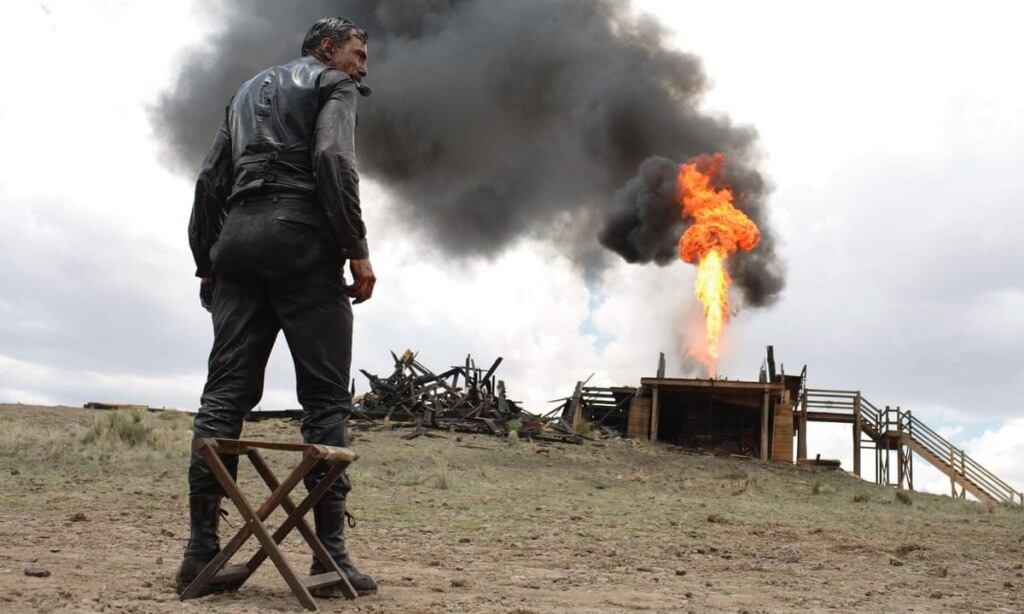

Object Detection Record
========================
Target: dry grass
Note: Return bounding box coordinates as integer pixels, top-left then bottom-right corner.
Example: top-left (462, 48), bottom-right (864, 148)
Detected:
top-left (431, 437), bottom-right (455, 490)
top-left (573, 419), bottom-right (596, 437)
top-left (2, 404), bottom-right (1024, 613)
top-left (0, 419), bottom-right (81, 462)
top-left (0, 406), bottom-right (192, 464)
top-left (82, 408), bottom-right (150, 446)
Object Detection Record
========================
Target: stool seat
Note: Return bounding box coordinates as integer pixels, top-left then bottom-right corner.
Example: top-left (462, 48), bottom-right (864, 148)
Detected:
top-left (179, 438), bottom-right (360, 611)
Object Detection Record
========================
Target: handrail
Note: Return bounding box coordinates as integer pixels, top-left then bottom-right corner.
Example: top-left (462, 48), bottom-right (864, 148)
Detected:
top-left (908, 413), bottom-right (1018, 502)
top-left (900, 409), bottom-right (1019, 504)
top-left (800, 390), bottom-right (1022, 506)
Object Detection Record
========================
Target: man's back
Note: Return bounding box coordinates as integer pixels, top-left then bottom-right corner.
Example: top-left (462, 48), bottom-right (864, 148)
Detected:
top-left (189, 53), bottom-right (367, 279)
top-left (227, 57), bottom-right (336, 201)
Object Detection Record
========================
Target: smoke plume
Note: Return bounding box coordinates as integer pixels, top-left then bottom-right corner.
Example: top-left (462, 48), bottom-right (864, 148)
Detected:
top-left (599, 155), bottom-right (784, 306)
top-left (153, 0), bottom-right (784, 306)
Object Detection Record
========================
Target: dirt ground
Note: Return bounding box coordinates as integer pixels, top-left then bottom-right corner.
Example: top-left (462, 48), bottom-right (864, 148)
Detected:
top-left (1, 404), bottom-right (1022, 613)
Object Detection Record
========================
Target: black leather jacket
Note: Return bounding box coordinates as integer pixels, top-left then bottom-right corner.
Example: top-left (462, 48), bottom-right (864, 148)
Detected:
top-left (188, 56), bottom-right (368, 277)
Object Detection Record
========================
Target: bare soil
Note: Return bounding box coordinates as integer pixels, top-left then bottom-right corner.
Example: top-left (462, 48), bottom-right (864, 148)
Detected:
top-left (1, 403), bottom-right (1022, 613)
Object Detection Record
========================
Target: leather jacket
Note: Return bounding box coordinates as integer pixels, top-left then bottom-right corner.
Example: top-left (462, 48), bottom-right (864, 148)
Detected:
top-left (189, 56), bottom-right (368, 277)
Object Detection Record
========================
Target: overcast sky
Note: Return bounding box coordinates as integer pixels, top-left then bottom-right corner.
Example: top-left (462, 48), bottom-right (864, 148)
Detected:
top-left (1, 0), bottom-right (1022, 498)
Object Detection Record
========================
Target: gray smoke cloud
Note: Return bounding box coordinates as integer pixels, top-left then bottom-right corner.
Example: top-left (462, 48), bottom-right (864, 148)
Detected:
top-left (598, 155), bottom-right (784, 307)
top-left (153, 0), bottom-right (784, 305)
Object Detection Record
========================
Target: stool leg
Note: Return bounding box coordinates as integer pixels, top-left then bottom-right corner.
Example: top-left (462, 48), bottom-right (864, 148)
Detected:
top-left (242, 453), bottom-right (358, 599)
top-left (183, 443), bottom-right (321, 611)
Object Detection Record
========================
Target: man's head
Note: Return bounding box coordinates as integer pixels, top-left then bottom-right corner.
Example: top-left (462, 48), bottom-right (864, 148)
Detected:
top-left (301, 17), bottom-right (369, 82)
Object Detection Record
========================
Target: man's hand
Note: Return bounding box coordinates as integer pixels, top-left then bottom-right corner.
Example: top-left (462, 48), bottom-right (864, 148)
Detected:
top-left (345, 259), bottom-right (376, 304)
top-left (199, 277), bottom-right (214, 313)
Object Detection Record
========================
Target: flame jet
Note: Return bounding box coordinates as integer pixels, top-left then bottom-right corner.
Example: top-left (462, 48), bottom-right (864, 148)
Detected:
top-left (676, 154), bottom-right (761, 375)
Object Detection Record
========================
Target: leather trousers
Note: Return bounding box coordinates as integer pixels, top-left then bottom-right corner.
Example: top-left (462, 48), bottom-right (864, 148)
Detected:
top-left (188, 194), bottom-right (353, 502)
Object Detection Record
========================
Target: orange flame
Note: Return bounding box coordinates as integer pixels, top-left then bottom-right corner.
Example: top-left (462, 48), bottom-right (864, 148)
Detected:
top-left (677, 154), bottom-right (760, 376)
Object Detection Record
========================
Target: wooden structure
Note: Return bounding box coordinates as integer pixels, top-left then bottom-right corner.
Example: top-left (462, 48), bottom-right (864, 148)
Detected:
top-left (627, 376), bottom-right (800, 462)
top-left (620, 347), bottom-right (1022, 504)
top-left (179, 439), bottom-right (359, 611)
top-left (800, 390), bottom-right (1024, 506)
top-left (566, 383), bottom-right (637, 435)
top-left (83, 402), bottom-right (150, 411)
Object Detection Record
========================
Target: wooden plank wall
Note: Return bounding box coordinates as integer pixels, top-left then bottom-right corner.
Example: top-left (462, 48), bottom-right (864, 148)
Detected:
top-left (628, 395), bottom-right (651, 440)
top-left (772, 402), bottom-right (794, 463)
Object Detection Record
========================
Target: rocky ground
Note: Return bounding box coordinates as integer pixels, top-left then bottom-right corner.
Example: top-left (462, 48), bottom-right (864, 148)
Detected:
top-left (1, 403), bottom-right (1022, 613)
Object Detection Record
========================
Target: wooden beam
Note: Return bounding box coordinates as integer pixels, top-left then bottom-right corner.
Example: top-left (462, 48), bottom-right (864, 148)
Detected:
top-left (853, 391), bottom-right (862, 477)
top-left (760, 389), bottom-right (769, 462)
top-left (640, 377), bottom-right (785, 392)
top-left (569, 381), bottom-right (583, 431)
top-left (803, 411), bottom-right (857, 424)
top-left (949, 448), bottom-right (957, 498)
top-left (650, 385), bottom-right (660, 443)
top-left (798, 389), bottom-right (807, 461)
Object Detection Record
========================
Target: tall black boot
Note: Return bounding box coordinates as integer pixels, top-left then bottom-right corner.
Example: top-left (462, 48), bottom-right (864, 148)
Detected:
top-left (309, 499), bottom-right (377, 597)
top-left (175, 494), bottom-right (223, 595)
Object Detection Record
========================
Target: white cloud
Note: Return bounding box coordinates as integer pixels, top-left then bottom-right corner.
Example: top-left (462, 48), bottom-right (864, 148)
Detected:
top-left (0, 354), bottom-right (205, 409)
top-left (962, 419), bottom-right (1024, 501)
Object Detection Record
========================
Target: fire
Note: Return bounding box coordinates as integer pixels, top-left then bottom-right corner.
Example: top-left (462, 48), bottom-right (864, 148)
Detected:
top-left (677, 154), bottom-right (760, 376)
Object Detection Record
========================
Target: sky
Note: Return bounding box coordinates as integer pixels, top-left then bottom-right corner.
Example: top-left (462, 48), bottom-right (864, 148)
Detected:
top-left (1, 0), bottom-right (1022, 499)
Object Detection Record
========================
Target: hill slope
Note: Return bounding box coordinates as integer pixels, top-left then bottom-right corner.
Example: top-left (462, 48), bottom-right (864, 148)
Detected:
top-left (1, 404), bottom-right (1022, 612)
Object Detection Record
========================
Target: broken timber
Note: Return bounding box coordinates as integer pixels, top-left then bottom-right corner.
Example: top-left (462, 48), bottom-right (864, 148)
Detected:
top-left (353, 350), bottom-right (582, 444)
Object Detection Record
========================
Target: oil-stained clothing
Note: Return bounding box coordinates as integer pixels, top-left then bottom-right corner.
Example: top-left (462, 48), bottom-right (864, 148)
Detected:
top-left (189, 56), bottom-right (368, 279)
top-left (186, 56), bottom-right (367, 497)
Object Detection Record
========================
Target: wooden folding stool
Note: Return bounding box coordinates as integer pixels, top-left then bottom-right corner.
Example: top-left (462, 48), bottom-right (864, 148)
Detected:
top-left (179, 438), bottom-right (360, 611)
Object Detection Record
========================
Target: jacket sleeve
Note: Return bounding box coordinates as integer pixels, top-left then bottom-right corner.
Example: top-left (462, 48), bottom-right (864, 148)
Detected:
top-left (313, 71), bottom-right (369, 261)
top-left (188, 116), bottom-right (233, 277)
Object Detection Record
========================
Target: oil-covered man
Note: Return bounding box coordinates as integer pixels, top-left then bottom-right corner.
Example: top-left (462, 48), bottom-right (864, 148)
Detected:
top-left (177, 17), bottom-right (377, 597)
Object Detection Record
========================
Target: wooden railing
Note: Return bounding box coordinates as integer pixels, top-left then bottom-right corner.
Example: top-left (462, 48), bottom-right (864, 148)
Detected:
top-left (898, 409), bottom-right (1022, 506)
top-left (801, 389), bottom-right (1023, 506)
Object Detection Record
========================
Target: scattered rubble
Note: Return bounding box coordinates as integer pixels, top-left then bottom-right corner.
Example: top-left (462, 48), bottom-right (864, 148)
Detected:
top-left (352, 350), bottom-right (583, 444)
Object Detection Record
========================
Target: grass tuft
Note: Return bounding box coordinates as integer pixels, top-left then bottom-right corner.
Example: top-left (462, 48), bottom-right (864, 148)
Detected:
top-left (432, 437), bottom-right (455, 490)
top-left (811, 478), bottom-right (823, 495)
top-left (82, 409), bottom-right (150, 447)
top-left (574, 420), bottom-right (595, 437)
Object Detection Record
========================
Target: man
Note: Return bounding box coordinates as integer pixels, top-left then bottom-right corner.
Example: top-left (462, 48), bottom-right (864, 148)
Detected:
top-left (176, 17), bottom-right (377, 598)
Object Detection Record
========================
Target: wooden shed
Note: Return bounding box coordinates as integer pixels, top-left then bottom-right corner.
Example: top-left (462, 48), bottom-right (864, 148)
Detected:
top-left (627, 376), bottom-right (799, 462)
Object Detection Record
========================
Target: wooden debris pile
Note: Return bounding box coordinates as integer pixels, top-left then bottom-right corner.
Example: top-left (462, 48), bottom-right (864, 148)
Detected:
top-left (555, 379), bottom-right (636, 438)
top-left (353, 350), bottom-right (582, 443)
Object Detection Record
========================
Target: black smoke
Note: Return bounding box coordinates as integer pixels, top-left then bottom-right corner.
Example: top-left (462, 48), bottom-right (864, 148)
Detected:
top-left (153, 0), bottom-right (784, 305)
top-left (599, 155), bottom-right (785, 307)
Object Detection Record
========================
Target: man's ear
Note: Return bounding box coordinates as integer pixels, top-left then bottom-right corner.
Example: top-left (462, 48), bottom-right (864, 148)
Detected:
top-left (318, 37), bottom-right (336, 59)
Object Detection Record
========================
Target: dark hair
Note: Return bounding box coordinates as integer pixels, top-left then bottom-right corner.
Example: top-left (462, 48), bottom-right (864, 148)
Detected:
top-left (301, 17), bottom-right (368, 57)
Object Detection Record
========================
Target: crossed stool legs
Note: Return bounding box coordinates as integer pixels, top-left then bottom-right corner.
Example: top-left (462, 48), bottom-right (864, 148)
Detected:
top-left (176, 439), bottom-right (374, 609)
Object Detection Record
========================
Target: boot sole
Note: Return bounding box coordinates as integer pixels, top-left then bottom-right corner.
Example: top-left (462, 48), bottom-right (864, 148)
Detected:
top-left (310, 585), bottom-right (377, 598)
top-left (175, 578), bottom-right (240, 597)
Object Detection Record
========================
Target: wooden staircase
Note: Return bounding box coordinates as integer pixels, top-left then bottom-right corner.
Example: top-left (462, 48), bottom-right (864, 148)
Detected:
top-left (802, 389), bottom-right (1023, 506)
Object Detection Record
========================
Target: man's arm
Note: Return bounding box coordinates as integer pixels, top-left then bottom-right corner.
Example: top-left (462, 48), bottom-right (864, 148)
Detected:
top-left (313, 72), bottom-right (375, 302)
top-left (188, 117), bottom-right (232, 280)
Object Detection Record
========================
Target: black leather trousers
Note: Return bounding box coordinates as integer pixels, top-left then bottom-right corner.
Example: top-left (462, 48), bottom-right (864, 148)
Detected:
top-left (188, 195), bottom-right (353, 502)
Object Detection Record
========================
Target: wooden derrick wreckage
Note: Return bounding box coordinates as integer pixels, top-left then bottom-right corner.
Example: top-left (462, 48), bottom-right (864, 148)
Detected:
top-left (554, 378), bottom-right (636, 438)
top-left (351, 350), bottom-right (583, 444)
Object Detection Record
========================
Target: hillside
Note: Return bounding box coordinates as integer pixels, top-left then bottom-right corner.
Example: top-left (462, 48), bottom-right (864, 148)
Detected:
top-left (1, 404), bottom-right (1022, 613)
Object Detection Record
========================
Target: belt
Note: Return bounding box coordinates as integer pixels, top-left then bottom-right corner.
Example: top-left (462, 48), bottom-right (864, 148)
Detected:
top-left (236, 150), bottom-right (311, 166)
top-left (234, 189), bottom-right (315, 208)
